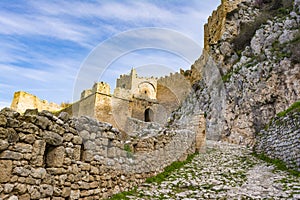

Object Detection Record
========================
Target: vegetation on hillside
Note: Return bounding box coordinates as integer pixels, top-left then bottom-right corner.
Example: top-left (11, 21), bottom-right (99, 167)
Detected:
top-left (232, 0), bottom-right (294, 52)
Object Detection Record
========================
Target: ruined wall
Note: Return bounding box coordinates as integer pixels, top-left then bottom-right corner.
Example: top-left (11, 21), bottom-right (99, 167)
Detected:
top-left (62, 82), bottom-right (113, 127)
top-left (254, 110), bottom-right (300, 171)
top-left (80, 89), bottom-right (92, 99)
top-left (116, 74), bottom-right (132, 90)
top-left (157, 72), bottom-right (191, 112)
top-left (10, 91), bottom-right (61, 113)
top-left (204, 0), bottom-right (243, 51)
top-left (130, 99), bottom-right (156, 122)
top-left (77, 94), bottom-right (96, 118)
top-left (124, 117), bottom-right (161, 137)
top-left (0, 108), bottom-right (203, 199)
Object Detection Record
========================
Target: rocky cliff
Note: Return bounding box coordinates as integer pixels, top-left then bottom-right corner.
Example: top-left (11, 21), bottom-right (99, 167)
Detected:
top-left (181, 0), bottom-right (300, 146)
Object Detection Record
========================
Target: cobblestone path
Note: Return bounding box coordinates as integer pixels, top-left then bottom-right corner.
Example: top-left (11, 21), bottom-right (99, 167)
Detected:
top-left (120, 141), bottom-right (300, 199)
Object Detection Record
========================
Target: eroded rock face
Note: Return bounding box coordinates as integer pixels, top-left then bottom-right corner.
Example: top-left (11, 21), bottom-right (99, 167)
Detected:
top-left (184, 0), bottom-right (300, 146)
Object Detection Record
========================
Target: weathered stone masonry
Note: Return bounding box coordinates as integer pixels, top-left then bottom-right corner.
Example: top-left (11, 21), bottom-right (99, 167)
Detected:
top-left (254, 111), bottom-right (300, 171)
top-left (0, 108), bottom-right (204, 199)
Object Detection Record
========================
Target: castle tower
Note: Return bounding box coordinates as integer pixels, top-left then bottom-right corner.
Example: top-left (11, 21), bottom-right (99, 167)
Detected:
top-left (115, 68), bottom-right (157, 100)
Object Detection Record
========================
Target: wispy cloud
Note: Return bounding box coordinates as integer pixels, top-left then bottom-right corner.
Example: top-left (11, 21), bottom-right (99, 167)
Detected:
top-left (0, 0), bottom-right (220, 108)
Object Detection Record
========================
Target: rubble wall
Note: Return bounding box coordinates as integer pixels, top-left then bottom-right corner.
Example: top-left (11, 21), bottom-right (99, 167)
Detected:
top-left (0, 108), bottom-right (202, 199)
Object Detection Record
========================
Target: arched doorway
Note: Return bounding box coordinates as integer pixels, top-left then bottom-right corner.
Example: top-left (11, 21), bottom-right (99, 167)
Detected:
top-left (144, 108), bottom-right (154, 122)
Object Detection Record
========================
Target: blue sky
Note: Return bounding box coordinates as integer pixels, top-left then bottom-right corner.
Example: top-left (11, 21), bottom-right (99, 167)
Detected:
top-left (0, 0), bottom-right (220, 108)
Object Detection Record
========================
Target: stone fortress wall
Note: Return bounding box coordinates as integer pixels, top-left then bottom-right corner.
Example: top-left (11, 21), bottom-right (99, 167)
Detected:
top-left (204, 0), bottom-right (243, 51)
top-left (254, 111), bottom-right (300, 171)
top-left (58, 68), bottom-right (192, 134)
top-left (10, 68), bottom-right (192, 133)
top-left (0, 107), bottom-right (205, 199)
top-left (11, 92), bottom-right (62, 114)
top-left (157, 72), bottom-right (191, 114)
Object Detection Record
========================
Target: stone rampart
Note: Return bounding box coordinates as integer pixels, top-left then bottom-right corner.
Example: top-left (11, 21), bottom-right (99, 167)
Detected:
top-left (10, 91), bottom-right (61, 113)
top-left (157, 72), bottom-right (191, 108)
top-left (0, 108), bottom-right (203, 199)
top-left (254, 111), bottom-right (300, 171)
top-left (204, 0), bottom-right (243, 50)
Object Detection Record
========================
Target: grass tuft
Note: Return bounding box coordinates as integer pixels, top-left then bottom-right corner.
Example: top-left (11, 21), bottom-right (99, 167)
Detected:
top-left (252, 152), bottom-right (300, 177)
top-left (145, 152), bottom-right (198, 184)
top-left (277, 101), bottom-right (300, 118)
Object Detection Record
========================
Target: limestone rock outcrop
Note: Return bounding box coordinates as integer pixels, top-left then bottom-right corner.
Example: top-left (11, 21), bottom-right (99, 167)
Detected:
top-left (180, 0), bottom-right (300, 149)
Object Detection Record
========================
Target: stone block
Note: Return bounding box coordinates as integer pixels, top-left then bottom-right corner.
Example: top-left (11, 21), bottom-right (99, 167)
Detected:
top-left (70, 190), bottom-right (80, 200)
top-left (73, 145), bottom-right (81, 161)
top-left (84, 140), bottom-right (96, 150)
top-left (28, 186), bottom-right (41, 199)
top-left (79, 130), bottom-right (90, 141)
top-left (58, 112), bottom-right (70, 122)
top-left (18, 194), bottom-right (31, 200)
top-left (7, 128), bottom-right (19, 143)
top-left (40, 184), bottom-right (53, 197)
top-left (32, 140), bottom-right (46, 155)
top-left (78, 181), bottom-right (90, 190)
top-left (81, 150), bottom-right (93, 162)
top-left (62, 187), bottom-right (71, 197)
top-left (15, 183), bottom-right (27, 194)
top-left (13, 166), bottom-right (31, 177)
top-left (49, 124), bottom-right (65, 135)
top-left (43, 131), bottom-right (63, 146)
top-left (36, 116), bottom-right (51, 129)
top-left (31, 167), bottom-right (47, 179)
top-left (73, 136), bottom-right (83, 145)
top-left (79, 163), bottom-right (91, 171)
top-left (46, 146), bottom-right (65, 167)
top-left (4, 183), bottom-right (14, 193)
top-left (8, 195), bottom-right (18, 200)
top-left (21, 134), bottom-right (35, 144)
top-left (0, 150), bottom-right (22, 160)
top-left (0, 139), bottom-right (9, 151)
top-left (107, 147), bottom-right (116, 158)
top-left (63, 133), bottom-right (74, 142)
top-left (0, 160), bottom-right (12, 183)
top-left (0, 127), bottom-right (8, 139)
top-left (0, 115), bottom-right (7, 127)
top-left (7, 118), bottom-right (20, 128)
top-left (14, 143), bottom-right (33, 153)
top-left (90, 166), bottom-right (99, 175)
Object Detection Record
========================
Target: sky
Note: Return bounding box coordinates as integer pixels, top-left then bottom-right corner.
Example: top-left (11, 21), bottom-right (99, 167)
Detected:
top-left (0, 0), bottom-right (220, 108)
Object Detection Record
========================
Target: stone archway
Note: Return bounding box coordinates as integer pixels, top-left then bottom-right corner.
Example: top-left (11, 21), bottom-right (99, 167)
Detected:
top-left (144, 108), bottom-right (154, 122)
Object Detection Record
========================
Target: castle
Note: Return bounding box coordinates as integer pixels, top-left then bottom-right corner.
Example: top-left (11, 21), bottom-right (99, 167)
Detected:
top-left (11, 68), bottom-right (191, 133)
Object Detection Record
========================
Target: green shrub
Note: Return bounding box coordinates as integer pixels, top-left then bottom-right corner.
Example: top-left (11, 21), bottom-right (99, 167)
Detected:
top-left (232, 0), bottom-right (293, 53)
top-left (232, 13), bottom-right (270, 52)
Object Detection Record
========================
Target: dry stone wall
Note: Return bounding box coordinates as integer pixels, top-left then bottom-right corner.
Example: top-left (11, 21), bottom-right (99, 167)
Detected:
top-left (254, 111), bottom-right (300, 171)
top-left (0, 108), bottom-right (201, 199)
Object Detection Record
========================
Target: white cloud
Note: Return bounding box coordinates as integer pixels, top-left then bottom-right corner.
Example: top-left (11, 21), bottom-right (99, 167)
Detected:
top-left (0, 0), bottom-right (221, 106)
